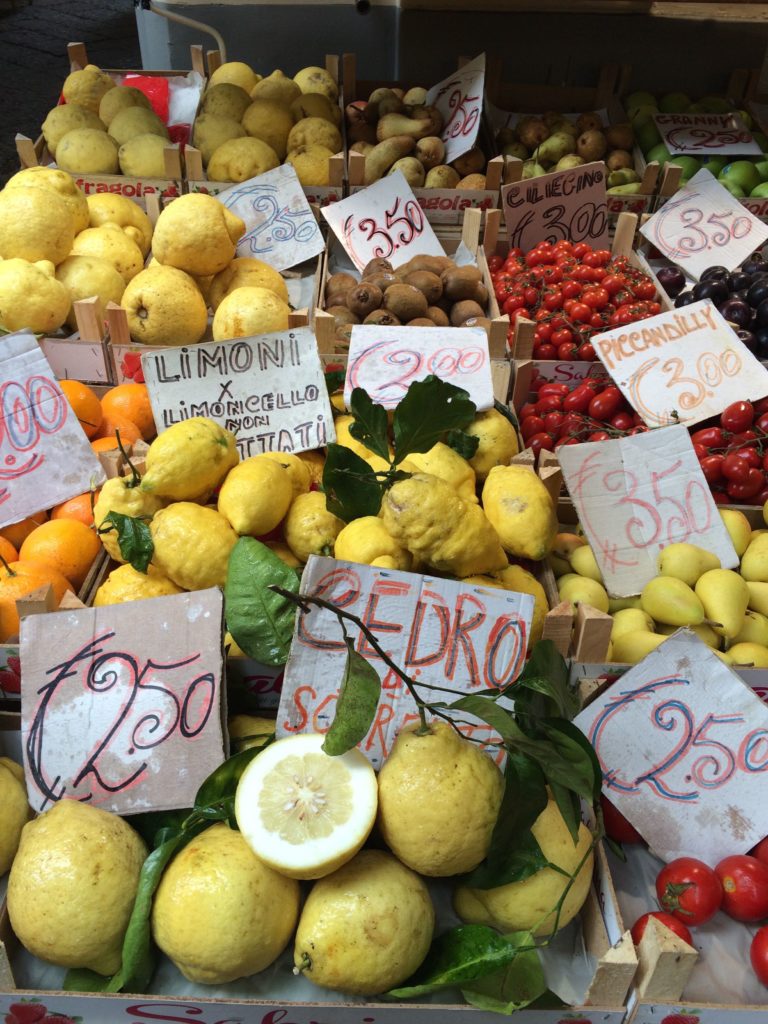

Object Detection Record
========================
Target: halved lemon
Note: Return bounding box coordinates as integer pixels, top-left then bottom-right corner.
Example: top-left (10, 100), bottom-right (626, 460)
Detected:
top-left (235, 733), bottom-right (378, 880)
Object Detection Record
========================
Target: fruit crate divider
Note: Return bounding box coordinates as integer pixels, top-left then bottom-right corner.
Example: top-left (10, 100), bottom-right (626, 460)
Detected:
top-left (485, 60), bottom-right (621, 114)
top-left (66, 41), bottom-right (206, 79)
top-left (632, 915), bottom-right (699, 1003)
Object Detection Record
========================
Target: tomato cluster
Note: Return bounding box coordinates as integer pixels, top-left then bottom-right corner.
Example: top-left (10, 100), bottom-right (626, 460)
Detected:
top-left (692, 397), bottom-right (768, 506)
top-left (488, 240), bottom-right (661, 361)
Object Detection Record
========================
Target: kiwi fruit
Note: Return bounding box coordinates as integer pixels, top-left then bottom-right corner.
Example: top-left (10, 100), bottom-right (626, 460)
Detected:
top-left (347, 283), bottom-right (383, 318)
top-left (427, 305), bottom-right (449, 326)
top-left (463, 315), bottom-right (492, 334)
top-left (450, 300), bottom-right (485, 326)
top-left (470, 282), bottom-right (489, 307)
top-left (364, 309), bottom-right (401, 326)
top-left (441, 265), bottom-right (483, 302)
top-left (326, 272), bottom-right (357, 296)
top-left (383, 283), bottom-right (428, 322)
top-left (327, 290), bottom-right (352, 307)
top-left (396, 254), bottom-right (453, 276)
top-left (407, 317), bottom-right (436, 326)
top-left (362, 257), bottom-right (393, 277)
top-left (335, 323), bottom-right (355, 352)
top-left (403, 270), bottom-right (442, 305)
top-left (327, 305), bottom-right (360, 329)
top-left (363, 271), bottom-right (398, 292)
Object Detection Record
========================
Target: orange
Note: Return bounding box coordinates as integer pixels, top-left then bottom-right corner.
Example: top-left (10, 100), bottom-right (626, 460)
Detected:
top-left (51, 490), bottom-right (100, 527)
top-left (101, 383), bottom-right (156, 441)
top-left (95, 412), bottom-right (142, 445)
top-left (19, 519), bottom-right (101, 590)
top-left (92, 437), bottom-right (120, 452)
top-left (0, 512), bottom-right (47, 550)
top-left (59, 379), bottom-right (104, 439)
top-left (0, 561), bottom-right (74, 642)
top-left (0, 537), bottom-right (19, 567)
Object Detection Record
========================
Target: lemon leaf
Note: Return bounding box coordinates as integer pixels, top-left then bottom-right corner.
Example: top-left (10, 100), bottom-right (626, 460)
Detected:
top-left (511, 640), bottom-right (579, 720)
top-left (225, 537), bottom-right (299, 666)
top-left (98, 511), bottom-right (153, 574)
top-left (392, 375), bottom-right (477, 463)
top-left (322, 443), bottom-right (383, 522)
top-left (348, 387), bottom-right (390, 462)
top-left (324, 368), bottom-right (345, 395)
top-left (194, 742), bottom-right (269, 808)
top-left (445, 428), bottom-right (480, 459)
top-left (461, 932), bottom-right (546, 1013)
top-left (322, 637), bottom-right (380, 756)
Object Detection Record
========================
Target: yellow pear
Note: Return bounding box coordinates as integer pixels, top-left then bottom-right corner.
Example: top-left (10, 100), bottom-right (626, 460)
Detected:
top-left (657, 543), bottom-right (720, 586)
top-left (612, 631), bottom-right (668, 664)
top-left (611, 608), bottom-right (654, 640)
top-left (733, 609), bottom-right (768, 647)
top-left (608, 596), bottom-right (643, 612)
top-left (558, 575), bottom-right (609, 613)
top-left (547, 532), bottom-right (586, 577)
top-left (640, 577), bottom-right (705, 627)
top-left (570, 545), bottom-right (603, 582)
top-left (720, 509), bottom-right (752, 557)
top-left (742, 534), bottom-right (768, 582)
top-left (656, 621), bottom-right (721, 649)
top-left (695, 569), bottom-right (749, 640)
top-left (746, 581), bottom-right (768, 617)
top-left (727, 642), bottom-right (768, 668)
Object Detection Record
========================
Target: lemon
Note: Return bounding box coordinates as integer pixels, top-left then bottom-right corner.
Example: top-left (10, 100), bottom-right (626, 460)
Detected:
top-left (334, 516), bottom-right (412, 570)
top-left (218, 456), bottom-right (294, 535)
top-left (212, 285), bottom-right (291, 341)
top-left (283, 491), bottom-right (344, 562)
top-left (290, 92), bottom-right (341, 126)
top-left (99, 84), bottom-right (152, 127)
top-left (297, 449), bottom-right (325, 486)
top-left (0, 186), bottom-right (75, 265)
top-left (260, 451), bottom-right (311, 497)
top-left (42, 104), bottom-right (106, 156)
top-left (87, 193), bottom-right (153, 256)
top-left (0, 259), bottom-right (70, 333)
top-left (235, 732), bottom-right (378, 880)
top-left (56, 254), bottom-right (126, 329)
top-left (120, 265), bottom-right (208, 347)
top-left (405, 442), bottom-right (477, 503)
top-left (5, 166), bottom-right (89, 233)
top-left (377, 721), bottom-right (503, 876)
top-left (8, 800), bottom-right (147, 974)
top-left (293, 66), bottom-right (339, 102)
top-left (151, 502), bottom-right (238, 590)
top-left (466, 408), bottom-right (520, 480)
top-left (209, 61), bottom-right (260, 94)
top-left (464, 564), bottom-right (549, 649)
top-left (151, 822), bottom-right (299, 984)
top-left (94, 474), bottom-right (165, 561)
top-left (454, 798), bottom-right (594, 936)
top-left (288, 117), bottom-right (342, 155)
top-left (334, 414), bottom-right (392, 474)
top-left (228, 714), bottom-right (275, 752)
top-left (265, 540), bottom-right (302, 567)
top-left (202, 82), bottom-right (252, 121)
top-left (94, 563), bottom-right (184, 605)
top-left (71, 223), bottom-right (144, 284)
top-left (119, 134), bottom-right (172, 177)
top-left (207, 137), bottom-right (280, 183)
top-left (294, 849), bottom-right (433, 995)
top-left (192, 113), bottom-right (246, 165)
top-left (482, 465), bottom-right (557, 561)
top-left (0, 758), bottom-right (30, 875)
top-left (56, 128), bottom-right (120, 174)
top-left (152, 193), bottom-right (245, 277)
top-left (209, 256), bottom-right (289, 310)
top-left (242, 99), bottom-right (294, 160)
top-left (141, 417), bottom-right (239, 501)
top-left (109, 106), bottom-right (168, 146)
top-left (62, 64), bottom-right (116, 113)
top-left (251, 70), bottom-right (301, 107)
top-left (286, 146), bottom-right (334, 187)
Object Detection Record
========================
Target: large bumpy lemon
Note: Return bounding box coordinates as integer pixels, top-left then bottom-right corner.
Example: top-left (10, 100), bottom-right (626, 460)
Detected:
top-left (99, 84), bottom-right (152, 127)
top-left (209, 256), bottom-right (289, 310)
top-left (87, 193), bottom-right (153, 256)
top-left (202, 82), bottom-right (252, 121)
top-left (294, 849), bottom-right (433, 995)
top-left (251, 70), bottom-right (301, 107)
top-left (0, 757), bottom-right (30, 875)
top-left (192, 113), bottom-right (246, 165)
top-left (152, 193), bottom-right (245, 277)
top-left (0, 186), bottom-right (75, 264)
top-left (334, 516), bottom-right (412, 571)
top-left (121, 265), bottom-right (208, 347)
top-left (377, 721), bottom-right (503, 876)
top-left (208, 60), bottom-right (260, 94)
top-left (218, 456), bottom-right (294, 536)
top-left (141, 418), bottom-right (239, 501)
top-left (212, 285), bottom-right (290, 341)
top-left (6, 166), bottom-right (89, 233)
top-left (260, 451), bottom-right (311, 496)
top-left (8, 800), bottom-right (147, 974)
top-left (56, 128), bottom-right (120, 174)
top-left (71, 223), bottom-right (144, 283)
top-left (42, 104), bottom-right (106, 155)
top-left (62, 64), bottom-right (116, 113)
top-left (283, 491), bottom-right (344, 563)
top-left (288, 117), bottom-right (341, 155)
top-left (94, 563), bottom-right (184, 605)
top-left (56, 254), bottom-right (126, 329)
top-left (235, 732), bottom-right (378, 880)
top-left (482, 465), bottom-right (557, 561)
top-left (286, 146), bottom-right (334, 187)
top-left (93, 475), bottom-right (165, 562)
top-left (290, 92), bottom-right (341, 126)
top-left (0, 259), bottom-right (70, 333)
top-left (119, 134), bottom-right (172, 177)
top-left (151, 823), bottom-right (299, 984)
top-left (405, 442), bottom-right (477, 503)
top-left (454, 798), bottom-right (594, 936)
top-left (293, 66), bottom-right (339, 102)
top-left (207, 136), bottom-right (280, 183)
top-left (242, 99), bottom-right (294, 161)
top-left (108, 106), bottom-right (168, 146)
top-left (466, 408), bottom-right (520, 481)
top-left (151, 503), bottom-right (238, 590)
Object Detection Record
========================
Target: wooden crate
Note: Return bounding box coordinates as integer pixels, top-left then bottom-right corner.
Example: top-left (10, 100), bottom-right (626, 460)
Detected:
top-left (38, 298), bottom-right (113, 386)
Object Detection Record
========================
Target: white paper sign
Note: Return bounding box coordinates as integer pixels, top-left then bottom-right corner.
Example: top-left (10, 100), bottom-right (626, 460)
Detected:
top-left (592, 299), bottom-right (768, 428)
top-left (501, 161), bottom-right (609, 253)
top-left (558, 425), bottom-right (738, 597)
top-left (20, 589), bottom-right (226, 815)
top-left (575, 630), bottom-right (768, 864)
top-left (277, 556), bottom-right (534, 768)
top-left (321, 172), bottom-right (444, 272)
top-left (216, 164), bottom-right (324, 271)
top-left (640, 169), bottom-right (768, 280)
top-left (654, 112), bottom-right (761, 156)
top-left (0, 332), bottom-right (105, 528)
top-left (344, 325), bottom-right (494, 410)
top-left (141, 326), bottom-right (336, 458)
top-left (425, 53), bottom-right (486, 164)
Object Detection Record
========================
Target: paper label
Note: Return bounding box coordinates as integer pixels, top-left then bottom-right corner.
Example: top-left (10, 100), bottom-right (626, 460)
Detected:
top-left (575, 630), bottom-right (768, 863)
top-left (592, 298), bottom-right (768, 427)
top-left (344, 325), bottom-right (493, 410)
top-left (640, 169), bottom-right (768, 280)
top-left (558, 425), bottom-right (738, 597)
top-left (654, 112), bottom-right (761, 155)
top-left (501, 162), bottom-right (609, 253)
top-left (39, 335), bottom-right (111, 384)
top-left (216, 164), bottom-right (324, 271)
top-left (20, 589), bottom-right (226, 815)
top-left (141, 326), bottom-right (336, 458)
top-left (530, 361), bottom-right (610, 386)
top-left (277, 556), bottom-right (534, 768)
top-left (321, 171), bottom-right (445, 272)
top-left (0, 332), bottom-right (105, 528)
top-left (425, 53), bottom-right (485, 164)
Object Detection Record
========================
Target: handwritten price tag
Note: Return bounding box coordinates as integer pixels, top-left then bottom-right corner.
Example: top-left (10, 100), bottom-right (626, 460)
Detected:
top-left (654, 112), bottom-right (761, 156)
top-left (0, 332), bottom-right (105, 528)
top-left (20, 589), bottom-right (226, 815)
top-left (592, 299), bottom-right (768, 428)
top-left (575, 630), bottom-right (768, 863)
top-left (640, 169), bottom-right (768, 281)
top-left (558, 425), bottom-right (738, 597)
top-left (321, 171), bottom-right (444, 272)
top-left (500, 162), bottom-right (609, 254)
top-left (425, 52), bottom-right (485, 164)
top-left (344, 325), bottom-right (493, 410)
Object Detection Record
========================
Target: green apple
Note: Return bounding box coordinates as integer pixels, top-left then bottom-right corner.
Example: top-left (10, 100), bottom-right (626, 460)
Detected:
top-left (738, 109), bottom-right (754, 130)
top-left (699, 155), bottom-right (728, 176)
top-left (670, 155), bottom-right (701, 178)
top-left (646, 143), bottom-right (673, 166)
top-left (659, 92), bottom-right (691, 113)
top-left (750, 181), bottom-right (768, 198)
top-left (686, 102), bottom-right (706, 114)
top-left (636, 119), bottom-right (662, 156)
top-left (626, 91), bottom-right (657, 117)
top-left (755, 159), bottom-right (768, 182)
top-left (719, 160), bottom-right (762, 193)
top-left (631, 105), bottom-right (660, 127)
top-left (699, 96), bottom-right (733, 114)
top-left (719, 179), bottom-right (746, 198)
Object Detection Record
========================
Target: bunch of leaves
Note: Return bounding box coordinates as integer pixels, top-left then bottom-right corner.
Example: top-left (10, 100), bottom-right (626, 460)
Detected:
top-left (95, 434), bottom-right (154, 574)
top-left (323, 376), bottom-right (480, 522)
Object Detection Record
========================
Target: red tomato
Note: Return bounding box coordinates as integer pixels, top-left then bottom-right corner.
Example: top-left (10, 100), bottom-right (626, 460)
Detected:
top-left (572, 242), bottom-right (592, 259)
top-left (691, 426), bottom-right (726, 449)
top-left (751, 926), bottom-right (768, 986)
top-left (563, 385), bottom-right (595, 414)
top-left (521, 416), bottom-right (547, 440)
top-left (656, 857), bottom-right (723, 925)
top-left (730, 430), bottom-right (758, 447)
top-left (588, 430), bottom-right (611, 441)
top-left (538, 383), bottom-right (570, 397)
top-left (602, 274), bottom-right (626, 296)
top-left (510, 307), bottom-right (532, 324)
top-left (751, 836), bottom-right (768, 866)
top-left (756, 413), bottom-right (768, 434)
top-left (700, 454), bottom-right (725, 484)
top-left (528, 432), bottom-right (555, 456)
top-left (519, 402), bottom-right (537, 420)
top-left (535, 323), bottom-right (553, 342)
top-left (570, 302), bottom-right (593, 323)
top-left (534, 344), bottom-right (557, 360)
top-left (630, 911), bottom-right (693, 947)
top-left (715, 855), bottom-right (768, 922)
top-left (610, 412), bottom-right (634, 432)
top-left (583, 286), bottom-right (610, 310)
top-left (488, 255), bottom-right (503, 272)
top-left (551, 328), bottom-right (574, 347)
top-left (601, 796), bottom-right (642, 844)
top-left (633, 279), bottom-right (658, 301)
top-left (733, 447), bottom-right (762, 468)
top-left (562, 280), bottom-right (582, 299)
top-left (721, 400), bottom-right (755, 434)
top-left (722, 452), bottom-right (752, 483)
top-left (576, 342), bottom-right (596, 361)
top-left (502, 294), bottom-right (527, 315)
top-left (543, 411), bottom-right (564, 433)
top-left (535, 395), bottom-right (564, 415)
top-left (726, 468), bottom-right (765, 500)
top-left (589, 387), bottom-right (623, 421)
top-left (557, 342), bottom-right (579, 360)
top-left (543, 289), bottom-right (563, 311)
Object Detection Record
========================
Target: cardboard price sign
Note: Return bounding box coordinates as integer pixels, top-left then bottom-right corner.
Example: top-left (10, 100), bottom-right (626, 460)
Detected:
top-left (500, 162), bottom-right (609, 254)
top-left (640, 169), bottom-right (768, 281)
top-left (592, 298), bottom-right (768, 428)
top-left (141, 326), bottom-right (336, 458)
top-left (20, 589), bottom-right (226, 815)
top-left (277, 556), bottom-right (534, 768)
top-left (558, 425), bottom-right (738, 597)
top-left (653, 112), bottom-right (761, 156)
top-left (217, 164), bottom-right (324, 272)
top-left (575, 630), bottom-right (768, 864)
top-left (344, 325), bottom-right (494, 410)
top-left (321, 171), bottom-right (444, 272)
top-left (0, 331), bottom-right (105, 528)
top-left (425, 52), bottom-right (485, 164)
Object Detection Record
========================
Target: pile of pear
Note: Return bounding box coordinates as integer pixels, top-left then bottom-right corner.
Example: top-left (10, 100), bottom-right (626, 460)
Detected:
top-left (552, 508), bottom-right (768, 666)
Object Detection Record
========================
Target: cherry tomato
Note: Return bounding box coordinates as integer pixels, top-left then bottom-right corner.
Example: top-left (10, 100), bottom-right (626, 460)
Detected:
top-left (711, 489), bottom-right (730, 505)
top-left (610, 412), bottom-right (634, 432)
top-left (732, 447), bottom-right (762, 468)
top-left (519, 402), bottom-right (537, 421)
top-left (551, 328), bottom-right (574, 347)
top-left (630, 912), bottom-right (693, 947)
top-left (756, 486), bottom-right (768, 507)
top-left (601, 796), bottom-right (642, 844)
top-left (521, 416), bottom-right (547, 440)
top-left (528, 432), bottom-right (555, 456)
top-left (535, 395), bottom-right (564, 415)
top-left (543, 289), bottom-right (564, 311)
top-left (558, 413), bottom-right (586, 439)
top-left (557, 342), bottom-right (579, 360)
top-left (488, 255), bottom-right (503, 272)
top-left (727, 468), bottom-right (765, 500)
top-left (524, 286), bottom-right (539, 306)
top-left (562, 280), bottom-right (582, 299)
top-left (722, 452), bottom-right (752, 483)
top-left (752, 836), bottom-right (768, 867)
top-left (714, 855), bottom-right (768, 922)
top-left (602, 274), bottom-right (626, 296)
top-left (583, 286), bottom-right (610, 310)
top-left (572, 242), bottom-right (592, 259)
top-left (730, 430), bottom-right (758, 447)
top-left (534, 344), bottom-right (557, 360)
top-left (588, 430), bottom-right (611, 441)
top-left (755, 413), bottom-right (768, 434)
top-left (751, 926), bottom-right (768, 986)
top-left (543, 411), bottom-right (564, 433)
top-left (691, 427), bottom-right (726, 450)
top-left (700, 454), bottom-right (725, 484)
top-left (503, 294), bottom-right (527, 315)
top-left (510, 307), bottom-right (532, 324)
top-left (656, 857), bottom-right (723, 925)
top-left (576, 342), bottom-right (596, 360)
top-left (563, 385), bottom-right (595, 414)
top-left (538, 383), bottom-right (570, 397)
top-left (570, 302), bottom-right (593, 323)
top-left (589, 387), bottom-right (623, 421)
top-left (721, 400), bottom-right (755, 434)
top-left (632, 279), bottom-right (657, 301)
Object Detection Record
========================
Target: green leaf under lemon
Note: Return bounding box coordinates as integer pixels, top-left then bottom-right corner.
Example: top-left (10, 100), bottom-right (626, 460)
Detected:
top-left (225, 537), bottom-right (299, 666)
top-left (97, 511), bottom-right (153, 574)
top-left (322, 637), bottom-right (381, 756)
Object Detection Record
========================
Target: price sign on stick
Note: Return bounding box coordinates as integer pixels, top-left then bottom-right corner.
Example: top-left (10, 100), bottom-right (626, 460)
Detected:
top-left (558, 425), bottom-right (738, 597)
top-left (653, 112), bottom-right (761, 156)
top-left (345, 325), bottom-right (493, 410)
top-left (640, 169), bottom-right (768, 281)
top-left (592, 299), bottom-right (768, 428)
top-left (425, 53), bottom-right (486, 164)
top-left (500, 162), bottom-right (609, 254)
top-left (321, 172), bottom-right (444, 272)
top-left (575, 630), bottom-right (768, 864)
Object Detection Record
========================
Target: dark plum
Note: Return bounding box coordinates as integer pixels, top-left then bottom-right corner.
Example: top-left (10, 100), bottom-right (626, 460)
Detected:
top-left (675, 289), bottom-right (696, 308)
top-left (700, 265), bottom-right (729, 281)
top-left (728, 271), bottom-right (751, 292)
top-left (756, 299), bottom-right (768, 328)
top-left (720, 298), bottom-right (753, 328)
top-left (747, 279), bottom-right (768, 308)
top-left (744, 259), bottom-right (768, 276)
top-left (732, 289), bottom-right (749, 302)
top-left (754, 326), bottom-right (768, 359)
top-left (692, 279), bottom-right (729, 304)
top-left (656, 266), bottom-right (686, 298)
top-left (737, 329), bottom-right (758, 353)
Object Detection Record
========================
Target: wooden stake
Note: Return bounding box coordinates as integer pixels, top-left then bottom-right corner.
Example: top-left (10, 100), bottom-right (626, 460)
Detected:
top-left (634, 914), bottom-right (698, 1002)
top-left (572, 603), bottom-right (613, 662)
top-left (542, 601), bottom-right (574, 657)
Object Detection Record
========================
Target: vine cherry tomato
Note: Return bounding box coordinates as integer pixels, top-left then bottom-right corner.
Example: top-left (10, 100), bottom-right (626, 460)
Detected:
top-left (601, 796), bottom-right (642, 844)
top-left (588, 386), bottom-right (623, 421)
top-left (721, 400), bottom-right (755, 434)
top-left (714, 855), bottom-right (768, 922)
top-left (722, 452), bottom-right (752, 483)
top-left (630, 912), bottom-right (693, 947)
top-left (726, 468), bottom-right (765, 500)
top-left (751, 926), bottom-right (768, 986)
top-left (700, 454), bottom-right (725, 484)
top-left (656, 857), bottom-right (723, 925)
